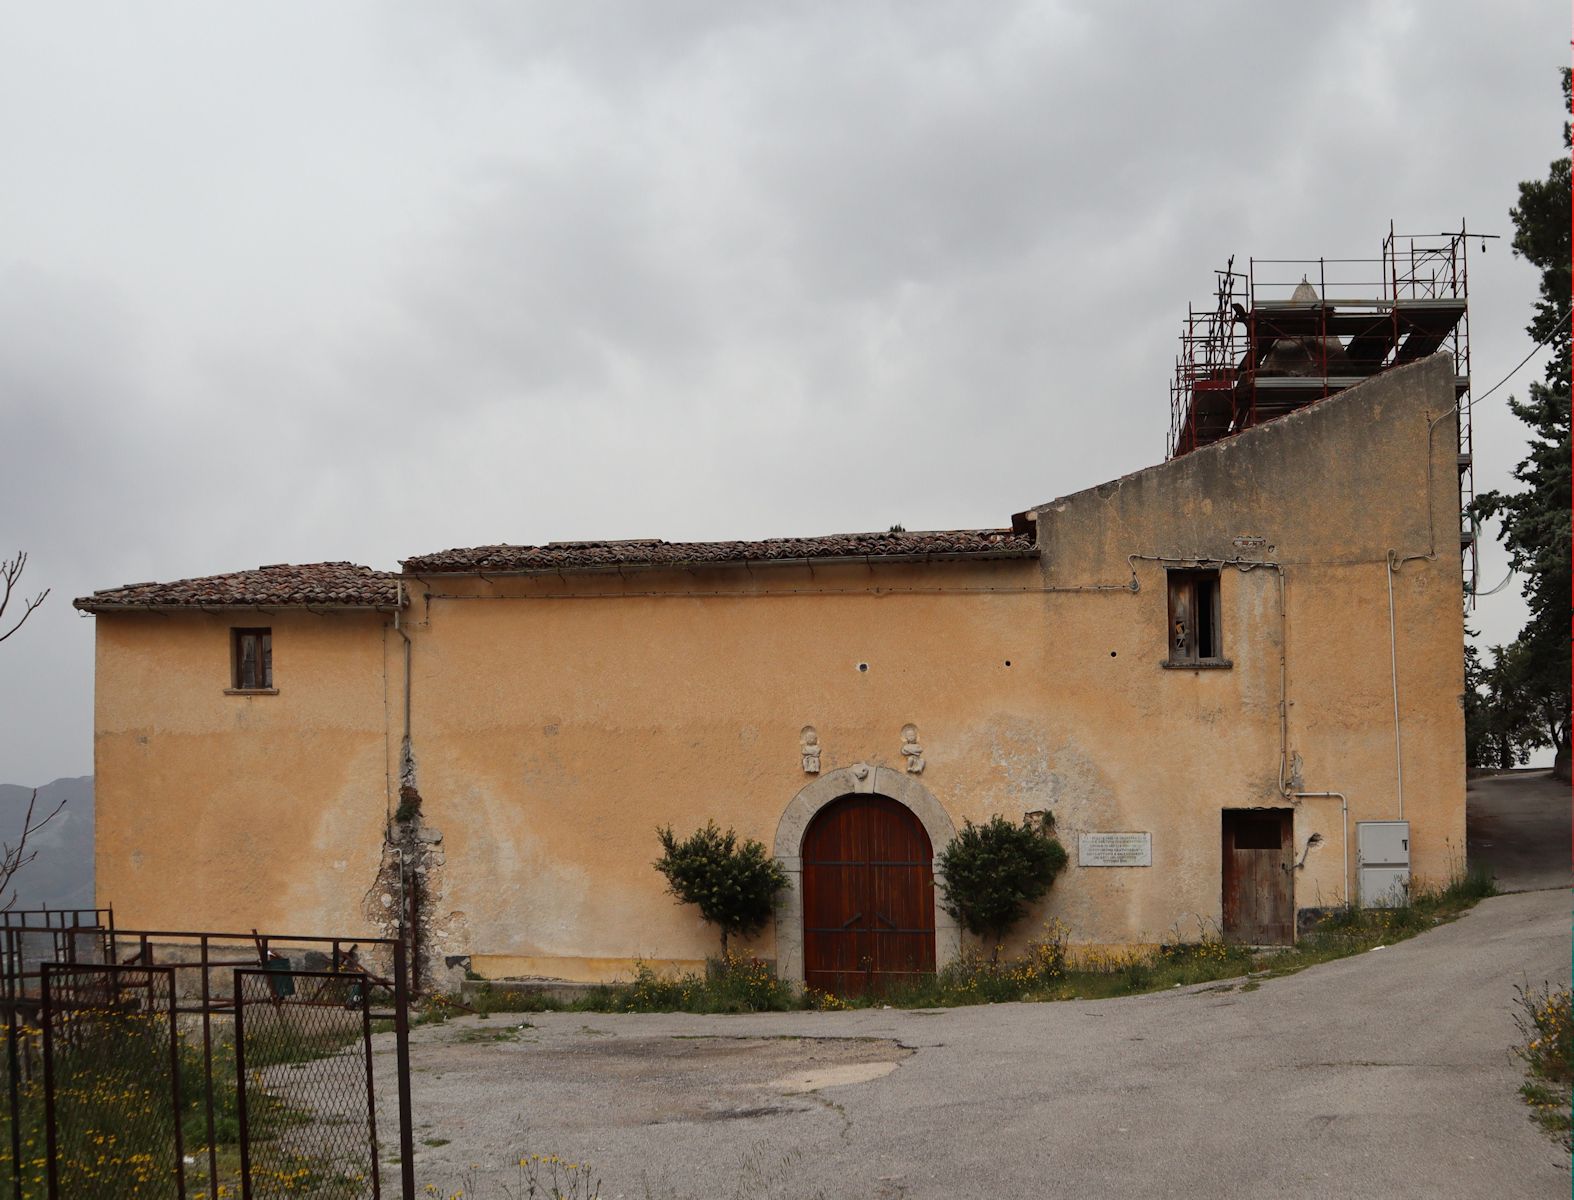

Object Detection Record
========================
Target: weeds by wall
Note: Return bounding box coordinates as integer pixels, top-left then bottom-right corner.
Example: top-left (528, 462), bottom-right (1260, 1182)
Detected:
top-left (1512, 982), bottom-right (1572, 1149)
top-left (450, 870), bottom-right (1499, 1018)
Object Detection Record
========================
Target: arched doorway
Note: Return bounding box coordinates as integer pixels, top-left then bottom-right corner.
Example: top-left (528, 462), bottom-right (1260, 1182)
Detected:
top-left (802, 794), bottom-right (936, 996)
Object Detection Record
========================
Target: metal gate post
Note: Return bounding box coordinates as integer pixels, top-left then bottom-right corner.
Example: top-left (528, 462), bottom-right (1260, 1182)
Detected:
top-left (233, 969), bottom-right (253, 1200)
top-left (164, 970), bottom-right (186, 1198)
top-left (38, 969), bottom-right (57, 1200)
top-left (6, 930), bottom-right (23, 1200)
top-left (5, 1007), bottom-right (19, 1200)
top-left (199, 935), bottom-right (219, 1200)
top-left (360, 973), bottom-right (382, 1199)
top-left (393, 938), bottom-right (415, 1200)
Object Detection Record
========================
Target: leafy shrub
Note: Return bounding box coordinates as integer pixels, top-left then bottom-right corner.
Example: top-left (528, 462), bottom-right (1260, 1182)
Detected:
top-left (654, 822), bottom-right (789, 952)
top-left (936, 816), bottom-right (1069, 959)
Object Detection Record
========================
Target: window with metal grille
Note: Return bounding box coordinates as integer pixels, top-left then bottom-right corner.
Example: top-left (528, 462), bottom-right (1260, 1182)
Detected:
top-left (231, 627), bottom-right (273, 691)
top-left (1166, 569), bottom-right (1225, 665)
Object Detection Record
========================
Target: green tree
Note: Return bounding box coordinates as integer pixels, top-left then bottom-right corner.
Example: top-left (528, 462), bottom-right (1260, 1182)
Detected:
top-left (1463, 640), bottom-right (1501, 769)
top-left (654, 822), bottom-right (789, 953)
top-left (1472, 67), bottom-right (1572, 781)
top-left (935, 815), bottom-right (1068, 961)
top-left (1466, 638), bottom-right (1550, 771)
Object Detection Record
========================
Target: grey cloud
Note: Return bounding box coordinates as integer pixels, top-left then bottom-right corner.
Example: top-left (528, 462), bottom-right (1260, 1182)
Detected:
top-left (0, 0), bottom-right (1564, 783)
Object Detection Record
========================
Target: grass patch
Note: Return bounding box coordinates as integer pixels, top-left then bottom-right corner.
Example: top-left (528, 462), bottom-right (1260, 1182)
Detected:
top-left (459, 952), bottom-right (800, 1017)
top-left (453, 1023), bottom-right (533, 1044)
top-left (813, 871), bottom-right (1496, 1010)
top-left (1519, 1082), bottom-right (1572, 1143)
top-left (439, 1153), bottom-right (602, 1200)
top-left (0, 1009), bottom-right (328, 1200)
top-left (433, 1146), bottom-right (820, 1200)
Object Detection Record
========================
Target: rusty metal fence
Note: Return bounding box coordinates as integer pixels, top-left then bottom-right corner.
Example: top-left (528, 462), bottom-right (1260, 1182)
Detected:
top-left (0, 911), bottom-right (415, 1200)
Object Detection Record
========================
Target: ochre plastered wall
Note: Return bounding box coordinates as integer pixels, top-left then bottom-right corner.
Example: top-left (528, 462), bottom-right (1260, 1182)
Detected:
top-left (93, 609), bottom-right (392, 936)
top-left (89, 355), bottom-right (1465, 983)
top-left (1030, 353), bottom-right (1466, 942)
top-left (405, 557), bottom-right (1040, 979)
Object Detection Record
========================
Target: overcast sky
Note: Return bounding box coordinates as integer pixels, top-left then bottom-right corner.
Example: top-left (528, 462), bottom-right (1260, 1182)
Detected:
top-left (1, 1), bottom-right (1566, 785)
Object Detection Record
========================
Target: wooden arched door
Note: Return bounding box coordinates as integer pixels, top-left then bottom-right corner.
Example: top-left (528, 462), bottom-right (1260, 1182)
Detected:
top-left (802, 794), bottom-right (936, 996)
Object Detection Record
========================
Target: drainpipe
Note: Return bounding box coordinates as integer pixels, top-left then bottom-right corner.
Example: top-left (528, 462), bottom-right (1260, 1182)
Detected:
top-left (1385, 554), bottom-right (1404, 820)
top-left (391, 581), bottom-right (415, 827)
top-left (1289, 791), bottom-right (1349, 907)
top-left (1272, 564), bottom-right (1289, 796)
top-left (393, 582), bottom-right (412, 764)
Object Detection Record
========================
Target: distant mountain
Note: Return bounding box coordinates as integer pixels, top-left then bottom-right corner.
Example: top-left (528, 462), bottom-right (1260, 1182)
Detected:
top-left (0, 777), bottom-right (93, 912)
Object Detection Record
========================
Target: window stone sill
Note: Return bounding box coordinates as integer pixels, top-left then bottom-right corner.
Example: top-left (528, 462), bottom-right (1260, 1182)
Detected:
top-left (224, 687), bottom-right (279, 696)
top-left (1160, 659), bottom-right (1234, 671)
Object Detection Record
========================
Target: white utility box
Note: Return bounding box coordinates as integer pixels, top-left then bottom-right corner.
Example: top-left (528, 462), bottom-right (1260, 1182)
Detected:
top-left (1357, 820), bottom-right (1411, 908)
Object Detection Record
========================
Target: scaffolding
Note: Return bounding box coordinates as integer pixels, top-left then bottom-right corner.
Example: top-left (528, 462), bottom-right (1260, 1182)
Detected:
top-left (1168, 221), bottom-right (1477, 597)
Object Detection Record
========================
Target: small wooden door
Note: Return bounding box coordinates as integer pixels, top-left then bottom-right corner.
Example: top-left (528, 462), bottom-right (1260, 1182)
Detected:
top-left (1221, 809), bottom-right (1294, 944)
top-left (802, 795), bottom-right (936, 997)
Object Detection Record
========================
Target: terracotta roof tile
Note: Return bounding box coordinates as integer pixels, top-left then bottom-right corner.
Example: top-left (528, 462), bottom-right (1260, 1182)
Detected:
top-left (401, 529), bottom-right (1037, 574)
top-left (74, 562), bottom-right (401, 612)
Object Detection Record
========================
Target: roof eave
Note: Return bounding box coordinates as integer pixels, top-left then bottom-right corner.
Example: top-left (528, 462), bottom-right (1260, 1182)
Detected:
top-left (72, 601), bottom-right (404, 615)
top-left (401, 548), bottom-right (1041, 578)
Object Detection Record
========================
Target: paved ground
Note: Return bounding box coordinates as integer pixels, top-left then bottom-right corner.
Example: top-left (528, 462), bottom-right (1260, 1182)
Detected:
top-left (1467, 769), bottom-right (1571, 893)
top-left (383, 887), bottom-right (1570, 1199)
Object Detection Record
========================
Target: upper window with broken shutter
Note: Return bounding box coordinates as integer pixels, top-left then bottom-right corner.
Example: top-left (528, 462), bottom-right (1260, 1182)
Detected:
top-left (230, 627), bottom-right (274, 691)
top-left (1165, 570), bottom-right (1228, 667)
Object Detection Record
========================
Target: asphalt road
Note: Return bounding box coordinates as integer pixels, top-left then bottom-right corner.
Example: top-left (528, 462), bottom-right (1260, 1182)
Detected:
top-left (1467, 769), bottom-right (1571, 894)
top-left (392, 887), bottom-right (1570, 1199)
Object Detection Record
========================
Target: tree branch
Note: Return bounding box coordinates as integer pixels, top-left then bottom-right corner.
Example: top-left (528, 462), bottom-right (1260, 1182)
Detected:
top-left (0, 551), bottom-right (49, 644)
top-left (0, 789), bottom-right (66, 912)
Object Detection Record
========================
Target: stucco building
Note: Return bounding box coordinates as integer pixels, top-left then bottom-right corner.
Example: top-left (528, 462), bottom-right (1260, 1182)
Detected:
top-left (77, 355), bottom-right (1468, 993)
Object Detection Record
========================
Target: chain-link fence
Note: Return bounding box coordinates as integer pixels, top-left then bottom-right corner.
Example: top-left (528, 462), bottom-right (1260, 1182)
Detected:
top-left (235, 969), bottom-right (381, 1199)
top-left (0, 916), bottom-right (414, 1200)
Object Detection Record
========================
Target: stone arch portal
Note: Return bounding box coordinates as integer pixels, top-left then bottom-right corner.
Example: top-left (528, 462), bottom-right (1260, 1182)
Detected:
top-left (773, 764), bottom-right (959, 988)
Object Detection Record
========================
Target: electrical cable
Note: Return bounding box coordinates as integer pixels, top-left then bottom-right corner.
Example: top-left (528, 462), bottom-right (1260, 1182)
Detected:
top-left (1462, 309), bottom-right (1568, 600)
top-left (1473, 308), bottom-right (1572, 404)
top-left (1470, 566), bottom-right (1518, 598)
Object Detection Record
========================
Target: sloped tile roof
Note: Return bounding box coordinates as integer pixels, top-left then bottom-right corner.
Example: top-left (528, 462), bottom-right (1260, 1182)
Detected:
top-left (401, 529), bottom-right (1037, 574)
top-left (73, 562), bottom-right (401, 612)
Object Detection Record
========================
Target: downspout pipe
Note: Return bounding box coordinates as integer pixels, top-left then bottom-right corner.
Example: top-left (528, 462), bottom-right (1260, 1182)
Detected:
top-left (1290, 791), bottom-right (1349, 907)
top-left (392, 582), bottom-right (412, 769)
top-left (1385, 553), bottom-right (1404, 820)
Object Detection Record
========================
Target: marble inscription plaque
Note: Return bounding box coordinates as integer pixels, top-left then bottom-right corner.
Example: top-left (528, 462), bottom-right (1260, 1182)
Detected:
top-left (1078, 832), bottom-right (1152, 868)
